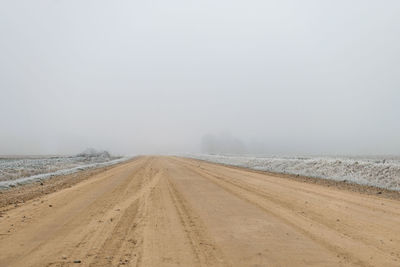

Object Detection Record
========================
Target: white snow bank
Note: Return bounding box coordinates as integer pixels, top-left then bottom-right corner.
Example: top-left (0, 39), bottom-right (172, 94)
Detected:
top-left (0, 157), bottom-right (131, 189)
top-left (187, 154), bottom-right (400, 191)
top-left (0, 150), bottom-right (117, 182)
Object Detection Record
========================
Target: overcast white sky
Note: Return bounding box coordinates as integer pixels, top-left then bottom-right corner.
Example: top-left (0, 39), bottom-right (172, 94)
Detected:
top-left (1, 1), bottom-right (399, 155)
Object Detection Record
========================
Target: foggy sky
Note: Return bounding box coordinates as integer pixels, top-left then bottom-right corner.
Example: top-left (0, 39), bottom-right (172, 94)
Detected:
top-left (1, 1), bottom-right (400, 156)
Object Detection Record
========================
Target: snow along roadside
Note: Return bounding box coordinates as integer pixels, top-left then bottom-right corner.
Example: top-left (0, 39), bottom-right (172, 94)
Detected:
top-left (0, 157), bottom-right (132, 189)
top-left (185, 154), bottom-right (400, 191)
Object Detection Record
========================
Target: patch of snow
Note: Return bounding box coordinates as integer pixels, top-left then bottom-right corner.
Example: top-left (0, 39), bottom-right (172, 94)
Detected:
top-left (186, 154), bottom-right (400, 191)
top-left (0, 149), bottom-right (116, 182)
top-left (0, 156), bottom-right (131, 189)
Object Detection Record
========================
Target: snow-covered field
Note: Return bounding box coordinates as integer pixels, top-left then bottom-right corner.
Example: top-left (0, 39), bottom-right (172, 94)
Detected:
top-left (0, 150), bottom-right (130, 189)
top-left (188, 154), bottom-right (400, 191)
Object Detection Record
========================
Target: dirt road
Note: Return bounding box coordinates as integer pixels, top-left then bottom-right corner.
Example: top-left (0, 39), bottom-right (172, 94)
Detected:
top-left (1, 156), bottom-right (400, 266)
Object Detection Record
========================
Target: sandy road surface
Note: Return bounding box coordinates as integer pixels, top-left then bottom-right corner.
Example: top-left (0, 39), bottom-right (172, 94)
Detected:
top-left (1, 156), bottom-right (400, 267)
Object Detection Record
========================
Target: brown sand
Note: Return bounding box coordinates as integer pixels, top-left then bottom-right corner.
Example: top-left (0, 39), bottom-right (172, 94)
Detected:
top-left (1, 156), bottom-right (400, 266)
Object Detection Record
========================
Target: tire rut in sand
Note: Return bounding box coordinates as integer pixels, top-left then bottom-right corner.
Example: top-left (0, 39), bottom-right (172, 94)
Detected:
top-left (181, 162), bottom-right (389, 267)
top-left (13, 161), bottom-right (152, 267)
top-left (88, 160), bottom-right (162, 266)
top-left (165, 175), bottom-right (226, 267)
top-left (47, 158), bottom-right (158, 267)
top-left (88, 200), bottom-right (143, 266)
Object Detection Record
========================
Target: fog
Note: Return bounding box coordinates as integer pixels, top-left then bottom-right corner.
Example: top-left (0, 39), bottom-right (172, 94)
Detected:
top-left (1, 1), bottom-right (399, 156)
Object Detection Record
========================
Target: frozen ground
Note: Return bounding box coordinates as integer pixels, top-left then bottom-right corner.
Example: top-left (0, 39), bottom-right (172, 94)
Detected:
top-left (0, 150), bottom-right (130, 189)
top-left (187, 154), bottom-right (400, 191)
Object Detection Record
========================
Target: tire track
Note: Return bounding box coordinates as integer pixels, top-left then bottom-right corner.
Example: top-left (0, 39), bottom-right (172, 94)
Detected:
top-left (177, 159), bottom-right (399, 266)
top-left (165, 175), bottom-right (226, 267)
